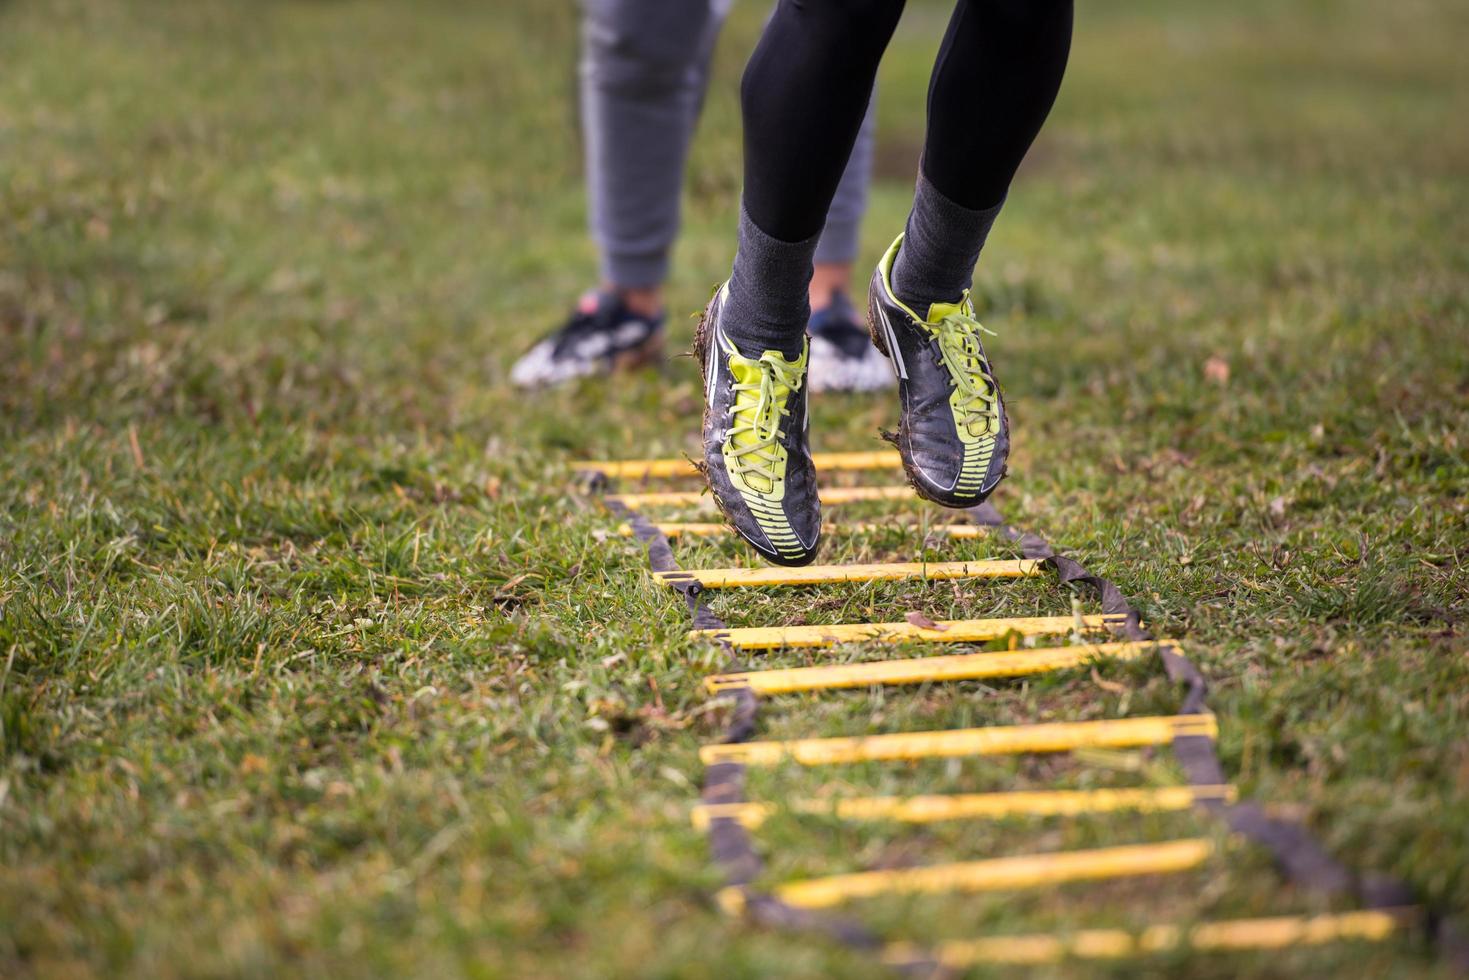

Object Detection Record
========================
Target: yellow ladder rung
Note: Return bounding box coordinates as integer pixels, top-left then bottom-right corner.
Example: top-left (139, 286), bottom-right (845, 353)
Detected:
top-left (691, 785), bottom-right (1236, 830)
top-left (883, 908), bottom-right (1416, 967)
top-left (578, 450), bottom-right (903, 479)
top-left (705, 640), bottom-right (1166, 694)
top-left (656, 559), bottom-right (1040, 589)
top-left (700, 714), bottom-right (1217, 767)
top-left (617, 521), bottom-right (986, 539)
top-left (615, 485), bottom-right (913, 510)
top-left (619, 522), bottom-right (729, 537)
top-left (743, 838), bottom-right (1215, 910)
top-left (693, 615), bottom-right (1107, 651)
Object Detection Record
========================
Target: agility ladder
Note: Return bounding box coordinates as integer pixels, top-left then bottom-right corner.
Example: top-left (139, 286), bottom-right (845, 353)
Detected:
top-left (579, 449), bottom-right (1464, 972)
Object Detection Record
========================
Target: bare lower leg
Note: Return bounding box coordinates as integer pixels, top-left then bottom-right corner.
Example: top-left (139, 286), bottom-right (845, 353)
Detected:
top-left (808, 262), bottom-right (853, 311)
top-left (602, 283), bottom-right (664, 319)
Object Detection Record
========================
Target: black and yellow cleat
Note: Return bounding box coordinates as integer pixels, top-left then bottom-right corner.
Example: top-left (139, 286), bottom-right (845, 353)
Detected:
top-left (695, 284), bottom-right (822, 566)
top-left (867, 234), bottom-right (1008, 508)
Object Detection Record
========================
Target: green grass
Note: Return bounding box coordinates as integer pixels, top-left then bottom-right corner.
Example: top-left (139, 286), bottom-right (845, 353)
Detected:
top-left (2, 0), bottom-right (1467, 975)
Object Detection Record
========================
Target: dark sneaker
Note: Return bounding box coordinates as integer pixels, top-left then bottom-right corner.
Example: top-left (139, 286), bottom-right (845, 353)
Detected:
top-left (695, 283), bottom-right (821, 566)
top-left (806, 290), bottom-right (894, 393)
top-left (867, 234), bottom-right (1008, 507)
top-left (509, 291), bottom-right (664, 388)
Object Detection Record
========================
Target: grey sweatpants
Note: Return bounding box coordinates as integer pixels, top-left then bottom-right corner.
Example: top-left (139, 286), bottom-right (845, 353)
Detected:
top-left (581, 0), bottom-right (877, 288)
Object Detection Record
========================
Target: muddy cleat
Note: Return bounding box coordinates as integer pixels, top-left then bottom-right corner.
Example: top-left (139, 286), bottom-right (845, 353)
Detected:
top-left (509, 291), bottom-right (664, 388)
top-left (806, 290), bottom-right (894, 394)
top-left (867, 234), bottom-right (1008, 508)
top-left (695, 284), bottom-right (821, 566)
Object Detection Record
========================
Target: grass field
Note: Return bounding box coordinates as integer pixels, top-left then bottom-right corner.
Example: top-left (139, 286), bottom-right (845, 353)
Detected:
top-left (2, 0), bottom-right (1467, 975)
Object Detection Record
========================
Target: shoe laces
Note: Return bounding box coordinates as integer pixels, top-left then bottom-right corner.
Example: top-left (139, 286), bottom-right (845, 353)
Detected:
top-left (727, 350), bottom-right (806, 495)
top-left (929, 292), bottom-right (1001, 438)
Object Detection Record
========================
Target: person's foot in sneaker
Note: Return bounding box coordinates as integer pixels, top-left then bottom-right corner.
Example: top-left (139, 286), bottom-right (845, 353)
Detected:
top-left (696, 283), bottom-right (821, 566)
top-left (867, 234), bottom-right (1008, 507)
top-left (806, 289), bottom-right (894, 394)
top-left (509, 290), bottom-right (665, 388)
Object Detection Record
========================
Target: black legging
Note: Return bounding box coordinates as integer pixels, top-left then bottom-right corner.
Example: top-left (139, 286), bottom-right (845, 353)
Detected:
top-left (741, 0), bottom-right (1073, 242)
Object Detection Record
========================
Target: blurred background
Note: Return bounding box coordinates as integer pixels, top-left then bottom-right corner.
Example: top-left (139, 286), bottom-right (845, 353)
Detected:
top-left (1, 0), bottom-right (1466, 976)
top-left (3, 0), bottom-right (1464, 448)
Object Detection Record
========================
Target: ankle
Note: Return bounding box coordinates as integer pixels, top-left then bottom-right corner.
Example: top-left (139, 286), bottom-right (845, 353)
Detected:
top-left (607, 284), bottom-right (663, 319)
top-left (808, 262), bottom-right (853, 312)
top-left (723, 279), bottom-right (808, 361)
top-left (721, 205), bottom-right (819, 361)
top-left (892, 174), bottom-right (1004, 314)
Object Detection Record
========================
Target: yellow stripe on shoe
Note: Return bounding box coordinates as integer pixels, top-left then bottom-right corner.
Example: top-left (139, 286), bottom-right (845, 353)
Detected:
top-left (951, 438), bottom-right (998, 497)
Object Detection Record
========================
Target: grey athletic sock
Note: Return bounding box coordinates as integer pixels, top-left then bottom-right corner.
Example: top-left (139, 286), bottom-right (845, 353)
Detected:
top-left (891, 173), bottom-right (1004, 317)
top-left (722, 205), bottom-right (818, 360)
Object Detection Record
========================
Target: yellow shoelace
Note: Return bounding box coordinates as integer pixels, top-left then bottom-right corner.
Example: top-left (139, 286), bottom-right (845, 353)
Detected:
top-left (930, 293), bottom-right (1001, 439)
top-left (727, 351), bottom-right (804, 495)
